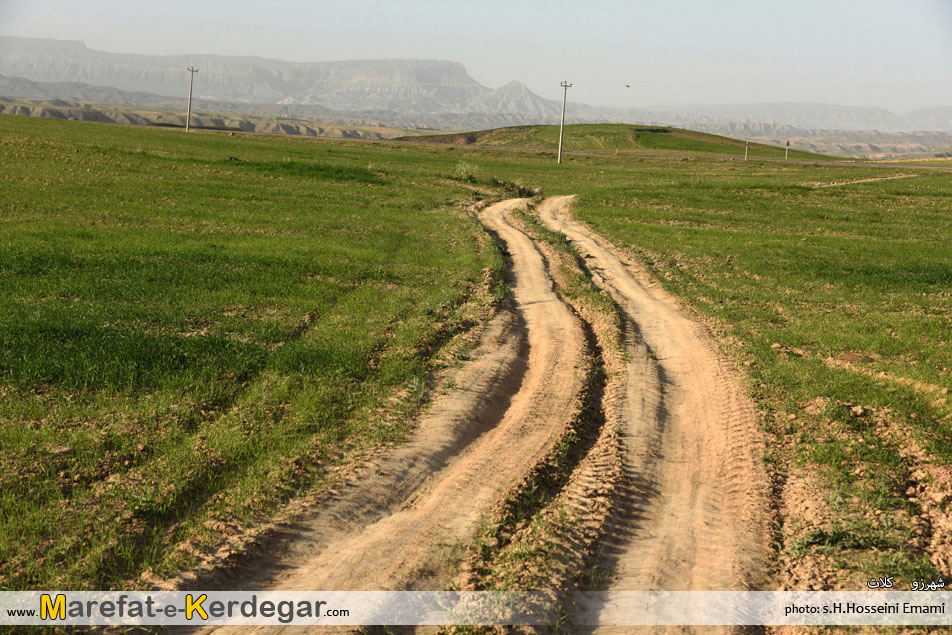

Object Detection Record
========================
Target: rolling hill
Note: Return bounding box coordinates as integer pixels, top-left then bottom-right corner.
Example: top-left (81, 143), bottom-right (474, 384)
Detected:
top-left (401, 123), bottom-right (830, 160)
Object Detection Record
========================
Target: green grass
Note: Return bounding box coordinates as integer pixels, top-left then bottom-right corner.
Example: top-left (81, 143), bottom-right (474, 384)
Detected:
top-left (3, 113), bottom-right (951, 592)
top-left (0, 115), bottom-right (505, 589)
top-left (405, 123), bottom-right (829, 160)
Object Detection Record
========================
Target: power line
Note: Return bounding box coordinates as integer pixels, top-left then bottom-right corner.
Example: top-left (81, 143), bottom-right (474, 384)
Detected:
top-left (185, 66), bottom-right (199, 132)
top-left (558, 81), bottom-right (572, 165)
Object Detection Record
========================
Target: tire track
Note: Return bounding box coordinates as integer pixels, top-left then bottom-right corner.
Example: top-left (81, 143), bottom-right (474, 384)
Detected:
top-left (536, 196), bottom-right (770, 629)
top-left (461, 207), bottom-right (630, 610)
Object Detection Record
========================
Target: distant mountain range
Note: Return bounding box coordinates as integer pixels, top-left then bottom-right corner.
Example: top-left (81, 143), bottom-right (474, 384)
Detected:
top-left (2, 36), bottom-right (952, 155)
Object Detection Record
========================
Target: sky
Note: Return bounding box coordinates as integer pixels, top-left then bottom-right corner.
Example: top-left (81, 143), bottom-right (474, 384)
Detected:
top-left (1, 0), bottom-right (950, 113)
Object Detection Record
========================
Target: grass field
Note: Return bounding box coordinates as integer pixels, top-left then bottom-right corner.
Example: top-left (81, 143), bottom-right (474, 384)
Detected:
top-left (403, 123), bottom-right (829, 160)
top-left (0, 115), bottom-right (505, 589)
top-left (2, 114), bottom-right (950, 591)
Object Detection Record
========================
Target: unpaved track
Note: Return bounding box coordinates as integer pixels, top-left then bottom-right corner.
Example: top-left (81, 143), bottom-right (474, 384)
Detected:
top-left (192, 199), bottom-right (588, 630)
top-left (187, 196), bottom-right (768, 632)
top-left (808, 173), bottom-right (918, 187)
top-left (536, 197), bottom-right (769, 623)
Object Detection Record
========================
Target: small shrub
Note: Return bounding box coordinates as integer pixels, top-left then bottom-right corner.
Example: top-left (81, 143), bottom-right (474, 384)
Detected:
top-left (452, 161), bottom-right (480, 183)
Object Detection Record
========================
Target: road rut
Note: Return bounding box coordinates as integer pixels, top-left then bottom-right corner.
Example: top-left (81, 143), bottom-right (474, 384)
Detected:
top-left (536, 196), bottom-right (769, 619)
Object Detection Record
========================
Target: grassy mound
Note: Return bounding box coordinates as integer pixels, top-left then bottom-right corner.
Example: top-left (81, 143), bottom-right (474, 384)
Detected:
top-left (402, 123), bottom-right (829, 160)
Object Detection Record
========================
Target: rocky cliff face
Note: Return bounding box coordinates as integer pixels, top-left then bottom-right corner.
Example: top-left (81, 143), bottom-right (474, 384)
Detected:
top-left (0, 36), bottom-right (492, 112)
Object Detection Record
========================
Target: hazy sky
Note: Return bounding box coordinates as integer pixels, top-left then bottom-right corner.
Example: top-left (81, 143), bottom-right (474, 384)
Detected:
top-left (1, 0), bottom-right (950, 112)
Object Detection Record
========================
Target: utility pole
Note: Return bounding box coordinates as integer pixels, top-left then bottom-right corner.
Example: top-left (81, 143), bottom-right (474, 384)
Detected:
top-left (185, 67), bottom-right (199, 132)
top-left (557, 81), bottom-right (572, 164)
top-left (744, 140), bottom-right (749, 161)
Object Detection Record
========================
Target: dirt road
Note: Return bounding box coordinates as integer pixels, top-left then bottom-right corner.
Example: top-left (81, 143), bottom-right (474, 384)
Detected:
top-left (188, 196), bottom-right (769, 631)
top-left (536, 196), bottom-right (769, 627)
